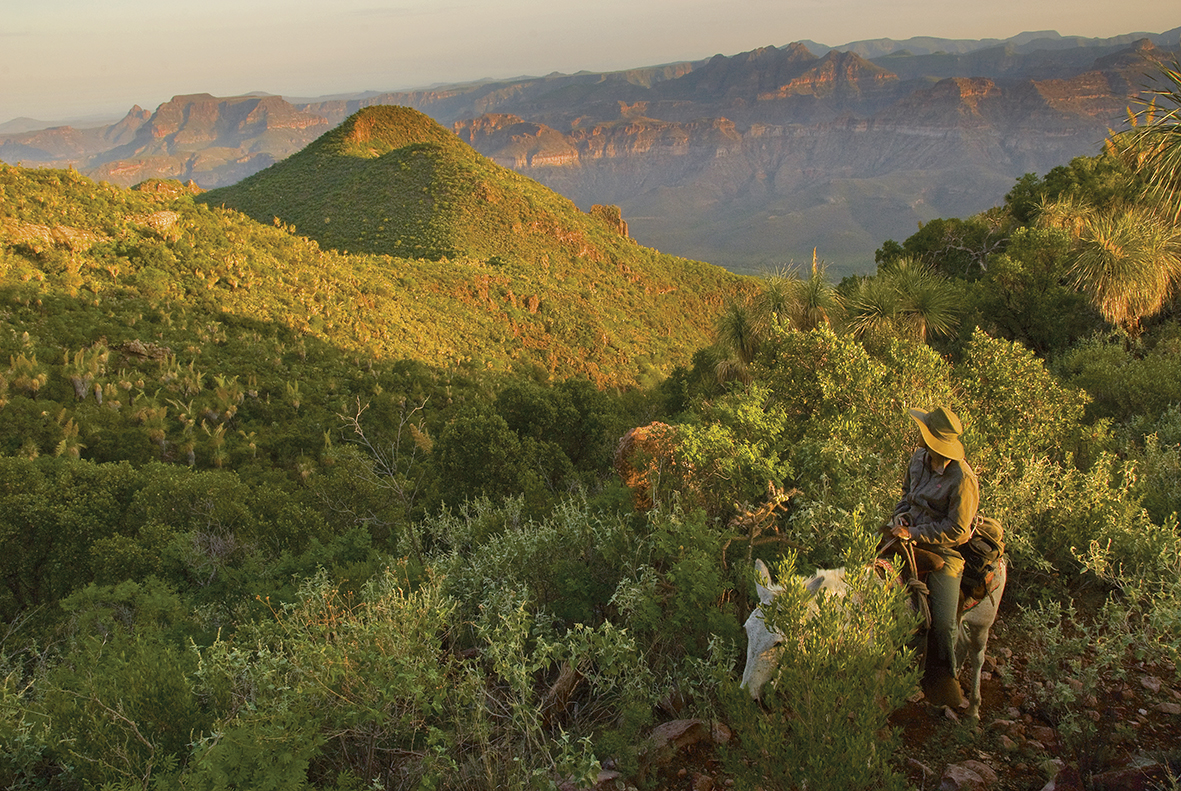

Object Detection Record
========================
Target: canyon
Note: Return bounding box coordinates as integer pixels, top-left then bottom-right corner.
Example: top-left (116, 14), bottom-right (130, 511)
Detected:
top-left (3, 28), bottom-right (1177, 274)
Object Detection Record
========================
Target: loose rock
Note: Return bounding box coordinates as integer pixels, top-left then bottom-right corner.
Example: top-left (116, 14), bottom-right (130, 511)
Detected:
top-left (558, 769), bottom-right (622, 791)
top-left (908, 758), bottom-right (937, 781)
top-left (1040, 765), bottom-right (1084, 791)
top-left (1029, 725), bottom-right (1056, 745)
top-left (1090, 761), bottom-right (1169, 791)
top-left (940, 763), bottom-right (986, 791)
top-left (961, 760), bottom-right (998, 785)
top-left (637, 719), bottom-right (708, 779)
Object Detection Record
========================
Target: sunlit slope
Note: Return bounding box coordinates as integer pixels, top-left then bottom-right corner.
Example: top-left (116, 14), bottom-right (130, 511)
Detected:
top-left (201, 105), bottom-right (674, 266)
top-left (194, 106), bottom-right (747, 383)
top-left (2, 156), bottom-right (744, 386)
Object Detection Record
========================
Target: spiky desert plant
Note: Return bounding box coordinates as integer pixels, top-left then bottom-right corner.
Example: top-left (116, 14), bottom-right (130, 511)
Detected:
top-left (1036, 195), bottom-right (1096, 236)
top-left (845, 275), bottom-right (900, 341)
top-left (757, 254), bottom-right (843, 333)
top-left (716, 300), bottom-right (760, 367)
top-left (845, 258), bottom-right (959, 343)
top-left (754, 268), bottom-right (795, 335)
top-left (1069, 206), bottom-right (1181, 333)
top-left (891, 258), bottom-right (961, 342)
top-left (1111, 58), bottom-right (1181, 223)
top-left (789, 256), bottom-right (843, 332)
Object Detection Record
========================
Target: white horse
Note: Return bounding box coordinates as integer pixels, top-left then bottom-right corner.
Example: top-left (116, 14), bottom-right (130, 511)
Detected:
top-left (741, 557), bottom-right (1006, 720)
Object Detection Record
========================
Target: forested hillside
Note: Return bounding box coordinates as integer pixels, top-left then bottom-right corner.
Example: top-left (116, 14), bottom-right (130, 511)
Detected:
top-left (1, 66), bottom-right (1180, 791)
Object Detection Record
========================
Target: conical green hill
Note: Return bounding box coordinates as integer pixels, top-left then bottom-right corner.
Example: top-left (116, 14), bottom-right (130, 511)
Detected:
top-left (188, 105), bottom-right (749, 386)
top-left (202, 105), bottom-right (608, 266)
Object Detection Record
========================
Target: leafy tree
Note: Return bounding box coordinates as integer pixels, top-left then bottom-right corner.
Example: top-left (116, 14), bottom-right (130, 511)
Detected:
top-left (0, 456), bottom-right (144, 620)
top-left (24, 579), bottom-right (210, 789)
top-left (1003, 153), bottom-right (1138, 223)
top-left (433, 406), bottom-right (531, 506)
top-left (963, 226), bottom-right (1100, 355)
top-left (876, 215), bottom-right (1009, 276)
top-left (495, 377), bottom-right (618, 474)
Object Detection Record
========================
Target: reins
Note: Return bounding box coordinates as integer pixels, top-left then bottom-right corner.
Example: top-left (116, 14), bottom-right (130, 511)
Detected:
top-left (880, 536), bottom-right (932, 631)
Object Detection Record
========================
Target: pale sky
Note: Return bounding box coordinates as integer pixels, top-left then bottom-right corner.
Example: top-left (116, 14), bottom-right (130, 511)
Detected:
top-left (1, 0), bottom-right (1177, 124)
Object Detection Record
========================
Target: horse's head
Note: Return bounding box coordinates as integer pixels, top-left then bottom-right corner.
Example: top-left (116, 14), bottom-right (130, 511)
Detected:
top-left (742, 560), bottom-right (850, 700)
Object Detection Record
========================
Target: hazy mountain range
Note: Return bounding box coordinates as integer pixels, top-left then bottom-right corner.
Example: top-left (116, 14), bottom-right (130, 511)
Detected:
top-left (4, 27), bottom-right (1178, 275)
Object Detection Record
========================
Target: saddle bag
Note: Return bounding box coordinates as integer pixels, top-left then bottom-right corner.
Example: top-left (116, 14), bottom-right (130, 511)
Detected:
top-left (961, 514), bottom-right (1004, 600)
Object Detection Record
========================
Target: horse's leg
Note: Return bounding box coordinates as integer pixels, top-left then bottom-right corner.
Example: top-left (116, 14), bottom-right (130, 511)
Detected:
top-left (961, 564), bottom-right (1007, 720)
top-left (958, 615), bottom-right (990, 720)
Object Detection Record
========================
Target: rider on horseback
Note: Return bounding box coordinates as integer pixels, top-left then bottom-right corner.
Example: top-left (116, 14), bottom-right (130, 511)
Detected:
top-left (888, 406), bottom-right (979, 709)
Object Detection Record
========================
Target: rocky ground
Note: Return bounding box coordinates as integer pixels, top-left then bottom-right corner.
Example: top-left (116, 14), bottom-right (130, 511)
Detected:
top-left (578, 610), bottom-right (1181, 791)
top-left (889, 615), bottom-right (1181, 791)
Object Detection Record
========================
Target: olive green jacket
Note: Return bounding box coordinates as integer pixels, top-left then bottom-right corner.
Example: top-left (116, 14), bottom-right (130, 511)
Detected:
top-left (892, 448), bottom-right (979, 574)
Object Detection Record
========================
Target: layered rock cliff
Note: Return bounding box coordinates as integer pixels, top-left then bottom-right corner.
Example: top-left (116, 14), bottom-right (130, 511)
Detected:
top-left (449, 40), bottom-right (1168, 273)
top-left (2, 31), bottom-right (1175, 272)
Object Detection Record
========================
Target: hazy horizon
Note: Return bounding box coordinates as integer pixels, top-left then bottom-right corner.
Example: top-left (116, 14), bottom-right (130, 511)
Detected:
top-left (2, 0), bottom-right (1177, 126)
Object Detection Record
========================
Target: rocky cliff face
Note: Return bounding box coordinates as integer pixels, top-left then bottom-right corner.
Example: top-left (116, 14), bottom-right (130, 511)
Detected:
top-left (1, 33), bottom-right (1173, 272)
top-left (2, 95), bottom-right (328, 188)
top-left (86, 94), bottom-right (330, 187)
top-left (449, 40), bottom-right (1167, 273)
top-left (0, 106), bottom-right (149, 165)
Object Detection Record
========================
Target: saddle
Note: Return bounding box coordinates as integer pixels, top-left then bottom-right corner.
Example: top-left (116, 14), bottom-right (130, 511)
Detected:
top-left (876, 515), bottom-right (1005, 608)
top-left (876, 522), bottom-right (1005, 711)
top-left (960, 515), bottom-right (1005, 601)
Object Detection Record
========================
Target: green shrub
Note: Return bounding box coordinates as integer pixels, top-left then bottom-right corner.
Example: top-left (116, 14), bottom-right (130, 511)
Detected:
top-left (1125, 404), bottom-right (1181, 524)
top-left (673, 383), bottom-right (793, 520)
top-left (22, 581), bottom-right (211, 789)
top-left (1056, 330), bottom-right (1181, 425)
top-left (188, 565), bottom-right (462, 790)
top-left (720, 533), bottom-right (919, 791)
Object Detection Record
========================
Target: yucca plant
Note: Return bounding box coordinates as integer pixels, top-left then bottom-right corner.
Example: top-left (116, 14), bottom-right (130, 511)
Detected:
top-left (845, 274), bottom-right (900, 341)
top-left (715, 300), bottom-right (760, 367)
top-left (1111, 57), bottom-right (1181, 223)
top-left (844, 258), bottom-right (960, 343)
top-left (891, 258), bottom-right (961, 342)
top-left (756, 255), bottom-right (842, 333)
top-left (1069, 206), bottom-right (1181, 333)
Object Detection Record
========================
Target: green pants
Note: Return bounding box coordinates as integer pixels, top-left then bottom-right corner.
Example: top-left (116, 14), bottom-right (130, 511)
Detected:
top-left (927, 558), bottom-right (963, 673)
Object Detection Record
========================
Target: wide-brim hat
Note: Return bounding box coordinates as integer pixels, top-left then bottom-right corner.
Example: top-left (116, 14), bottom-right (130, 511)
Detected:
top-left (908, 406), bottom-right (965, 460)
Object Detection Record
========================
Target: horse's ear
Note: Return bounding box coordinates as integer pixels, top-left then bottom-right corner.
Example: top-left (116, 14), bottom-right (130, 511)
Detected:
top-left (754, 559), bottom-right (776, 605)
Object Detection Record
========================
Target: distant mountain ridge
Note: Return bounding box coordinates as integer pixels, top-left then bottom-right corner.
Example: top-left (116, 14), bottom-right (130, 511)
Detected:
top-left (3, 26), bottom-right (1178, 274)
top-left (807, 27), bottom-right (1180, 58)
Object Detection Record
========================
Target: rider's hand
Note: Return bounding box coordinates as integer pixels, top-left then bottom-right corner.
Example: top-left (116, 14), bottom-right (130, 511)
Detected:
top-left (890, 513), bottom-right (911, 540)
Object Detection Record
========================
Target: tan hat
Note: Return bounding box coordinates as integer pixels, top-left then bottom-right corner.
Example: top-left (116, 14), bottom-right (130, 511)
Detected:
top-left (908, 406), bottom-right (965, 460)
